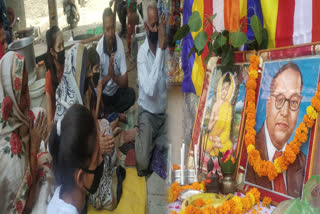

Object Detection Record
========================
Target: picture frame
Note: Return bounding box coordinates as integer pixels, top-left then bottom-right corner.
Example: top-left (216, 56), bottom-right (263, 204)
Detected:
top-left (239, 42), bottom-right (320, 203)
top-left (187, 51), bottom-right (255, 178)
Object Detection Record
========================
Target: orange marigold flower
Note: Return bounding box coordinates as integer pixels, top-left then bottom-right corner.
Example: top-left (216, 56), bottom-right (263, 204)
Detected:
top-left (288, 142), bottom-right (300, 155)
top-left (168, 182), bottom-right (182, 203)
top-left (172, 164), bottom-right (181, 170)
top-left (246, 119), bottom-right (256, 130)
top-left (311, 96), bottom-right (320, 112)
top-left (247, 128), bottom-right (256, 137)
top-left (294, 131), bottom-right (308, 144)
top-left (317, 83), bottom-right (320, 92)
top-left (262, 196), bottom-right (272, 208)
top-left (277, 156), bottom-right (288, 171)
top-left (316, 91), bottom-right (320, 100)
top-left (221, 201), bottom-right (231, 214)
top-left (202, 206), bottom-right (216, 214)
top-left (185, 205), bottom-right (202, 214)
top-left (303, 114), bottom-right (315, 128)
top-left (249, 63), bottom-right (258, 71)
top-left (245, 133), bottom-right (255, 147)
top-left (266, 161), bottom-right (278, 181)
top-left (247, 112), bottom-right (256, 121)
top-left (247, 89), bottom-right (256, 102)
top-left (298, 122), bottom-right (308, 133)
top-left (283, 146), bottom-right (296, 164)
top-left (194, 198), bottom-right (205, 207)
top-left (246, 77), bottom-right (257, 90)
top-left (249, 188), bottom-right (261, 205)
top-left (249, 55), bottom-right (260, 65)
top-left (171, 211), bottom-right (178, 214)
top-left (246, 101), bottom-right (256, 113)
top-left (248, 149), bottom-right (260, 166)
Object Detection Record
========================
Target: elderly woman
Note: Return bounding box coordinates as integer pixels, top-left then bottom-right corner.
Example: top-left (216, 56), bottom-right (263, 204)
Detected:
top-left (52, 43), bottom-right (125, 211)
top-left (0, 52), bottom-right (52, 213)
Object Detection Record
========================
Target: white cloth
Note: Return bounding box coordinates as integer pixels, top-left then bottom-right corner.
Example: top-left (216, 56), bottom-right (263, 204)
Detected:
top-left (137, 40), bottom-right (168, 114)
top-left (264, 122), bottom-right (287, 191)
top-left (96, 33), bottom-right (127, 96)
top-left (293, 0), bottom-right (313, 45)
top-left (54, 43), bottom-right (85, 122)
top-left (47, 186), bottom-right (79, 214)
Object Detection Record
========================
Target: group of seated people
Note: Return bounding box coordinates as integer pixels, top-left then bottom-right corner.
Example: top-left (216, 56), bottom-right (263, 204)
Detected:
top-left (0, 1), bottom-right (168, 213)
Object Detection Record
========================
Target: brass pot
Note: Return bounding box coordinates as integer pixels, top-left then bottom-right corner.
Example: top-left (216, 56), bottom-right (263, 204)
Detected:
top-left (221, 172), bottom-right (236, 194)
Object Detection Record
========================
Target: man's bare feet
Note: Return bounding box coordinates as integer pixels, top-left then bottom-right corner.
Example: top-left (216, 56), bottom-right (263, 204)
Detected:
top-left (123, 127), bottom-right (137, 143)
top-left (119, 113), bottom-right (128, 124)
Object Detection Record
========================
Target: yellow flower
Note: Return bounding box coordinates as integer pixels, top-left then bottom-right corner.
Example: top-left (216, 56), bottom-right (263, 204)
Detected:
top-left (307, 106), bottom-right (318, 120)
top-left (247, 144), bottom-right (255, 153)
top-left (246, 192), bottom-right (256, 207)
top-left (232, 196), bottom-right (243, 212)
top-left (249, 69), bottom-right (259, 79)
top-left (273, 158), bottom-right (282, 173)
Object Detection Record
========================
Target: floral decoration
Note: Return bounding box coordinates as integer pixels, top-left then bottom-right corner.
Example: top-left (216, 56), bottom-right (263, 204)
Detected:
top-left (14, 77), bottom-right (21, 91)
top-left (2, 132), bottom-right (25, 158)
top-left (1, 96), bottom-right (13, 122)
top-left (244, 54), bottom-right (320, 181)
top-left (262, 196), bottom-right (272, 208)
top-left (168, 182), bottom-right (206, 203)
top-left (179, 187), bottom-right (261, 214)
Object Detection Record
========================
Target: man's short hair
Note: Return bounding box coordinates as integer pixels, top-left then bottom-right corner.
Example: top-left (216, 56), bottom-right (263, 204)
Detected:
top-left (144, 1), bottom-right (158, 23)
top-left (270, 62), bottom-right (303, 93)
top-left (102, 7), bottom-right (114, 24)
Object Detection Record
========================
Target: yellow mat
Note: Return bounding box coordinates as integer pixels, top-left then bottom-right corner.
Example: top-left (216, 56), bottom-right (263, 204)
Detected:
top-left (88, 168), bottom-right (147, 214)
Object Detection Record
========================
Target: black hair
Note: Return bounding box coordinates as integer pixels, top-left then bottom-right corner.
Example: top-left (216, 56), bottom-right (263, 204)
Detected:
top-left (49, 104), bottom-right (97, 195)
top-left (102, 8), bottom-right (114, 25)
top-left (87, 47), bottom-right (100, 69)
top-left (270, 62), bottom-right (303, 92)
top-left (223, 73), bottom-right (231, 84)
top-left (45, 26), bottom-right (61, 96)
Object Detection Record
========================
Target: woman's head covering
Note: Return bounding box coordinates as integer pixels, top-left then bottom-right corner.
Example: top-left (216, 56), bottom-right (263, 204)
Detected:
top-left (0, 51), bottom-right (32, 213)
top-left (54, 43), bottom-right (87, 122)
top-left (217, 72), bottom-right (235, 102)
top-left (0, 52), bottom-right (29, 135)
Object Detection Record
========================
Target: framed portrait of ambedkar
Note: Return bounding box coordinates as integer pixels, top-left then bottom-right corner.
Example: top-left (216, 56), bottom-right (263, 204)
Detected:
top-left (240, 43), bottom-right (320, 203)
top-left (187, 52), bottom-right (255, 177)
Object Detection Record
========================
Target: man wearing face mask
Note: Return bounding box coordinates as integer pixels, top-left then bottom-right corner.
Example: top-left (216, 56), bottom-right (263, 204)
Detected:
top-left (96, 8), bottom-right (136, 116)
top-left (132, 1), bottom-right (168, 177)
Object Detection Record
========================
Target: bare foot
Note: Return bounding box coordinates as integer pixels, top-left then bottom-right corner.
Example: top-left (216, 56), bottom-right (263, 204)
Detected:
top-left (123, 127), bottom-right (137, 143)
top-left (119, 113), bottom-right (128, 124)
top-left (113, 127), bottom-right (121, 137)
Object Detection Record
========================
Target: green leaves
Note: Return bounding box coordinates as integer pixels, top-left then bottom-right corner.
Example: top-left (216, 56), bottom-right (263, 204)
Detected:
top-left (194, 30), bottom-right (208, 53)
top-left (188, 11), bottom-right (202, 32)
top-left (213, 33), bottom-right (227, 49)
top-left (250, 15), bottom-right (263, 46)
top-left (229, 31), bottom-right (247, 48)
top-left (221, 45), bottom-right (234, 66)
top-left (173, 24), bottom-right (190, 43)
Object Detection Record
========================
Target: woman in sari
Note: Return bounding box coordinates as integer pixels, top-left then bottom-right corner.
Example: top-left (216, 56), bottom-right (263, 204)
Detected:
top-left (52, 43), bottom-right (125, 211)
top-left (0, 52), bottom-right (53, 213)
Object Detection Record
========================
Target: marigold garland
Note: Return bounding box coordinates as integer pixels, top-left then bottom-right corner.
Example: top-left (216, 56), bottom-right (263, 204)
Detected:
top-left (244, 54), bottom-right (320, 181)
top-left (179, 188), bottom-right (261, 214)
top-left (168, 182), bottom-right (207, 203)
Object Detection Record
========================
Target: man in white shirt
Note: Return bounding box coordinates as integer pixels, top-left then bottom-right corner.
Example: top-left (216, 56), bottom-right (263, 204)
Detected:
top-left (246, 62), bottom-right (306, 198)
top-left (96, 8), bottom-right (136, 115)
top-left (133, 1), bottom-right (168, 177)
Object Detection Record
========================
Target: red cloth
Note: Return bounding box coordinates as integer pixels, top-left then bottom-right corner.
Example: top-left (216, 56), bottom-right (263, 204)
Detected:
top-left (273, 151), bottom-right (287, 195)
top-left (275, 0), bottom-right (294, 47)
